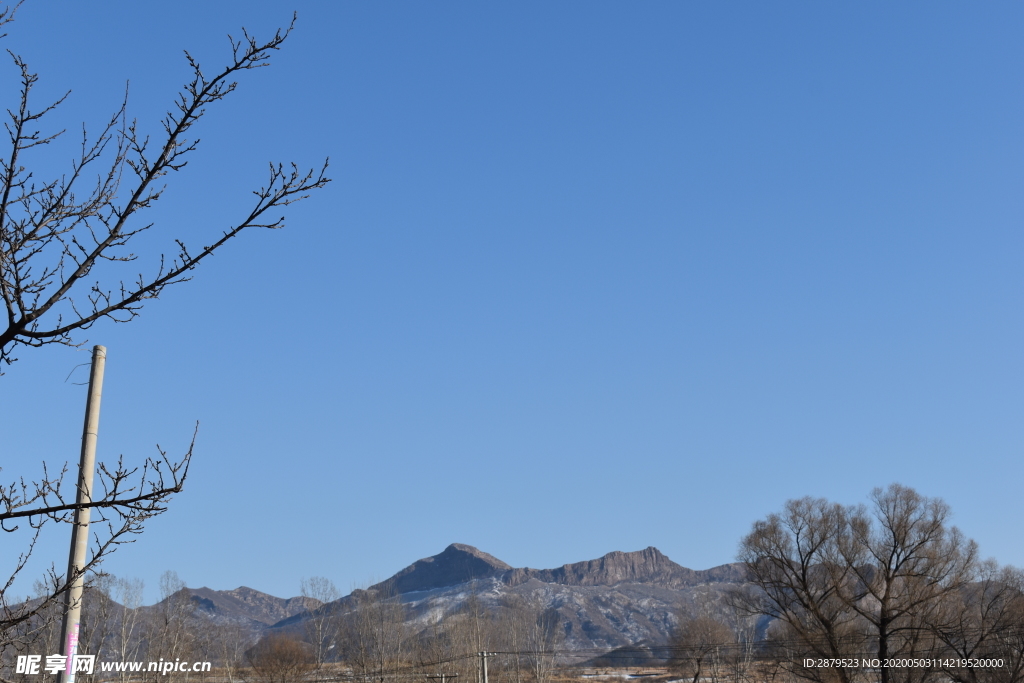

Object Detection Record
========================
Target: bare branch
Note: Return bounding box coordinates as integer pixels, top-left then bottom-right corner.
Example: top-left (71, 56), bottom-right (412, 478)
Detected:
top-left (0, 429), bottom-right (194, 637)
top-left (0, 11), bottom-right (329, 367)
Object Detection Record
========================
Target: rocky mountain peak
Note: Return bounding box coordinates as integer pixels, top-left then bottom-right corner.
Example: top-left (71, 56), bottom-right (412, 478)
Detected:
top-left (370, 543), bottom-right (512, 595)
top-left (445, 544), bottom-right (512, 569)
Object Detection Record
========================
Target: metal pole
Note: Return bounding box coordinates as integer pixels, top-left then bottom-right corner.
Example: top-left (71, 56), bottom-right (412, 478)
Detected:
top-left (58, 345), bottom-right (106, 683)
top-left (481, 652), bottom-right (489, 683)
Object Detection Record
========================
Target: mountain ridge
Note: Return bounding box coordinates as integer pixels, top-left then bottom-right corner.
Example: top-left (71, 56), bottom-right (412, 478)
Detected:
top-left (135, 544), bottom-right (747, 650)
top-left (506, 546), bottom-right (745, 589)
top-left (360, 543), bottom-right (744, 597)
top-left (182, 585), bottom-right (319, 626)
top-left (265, 543), bottom-right (748, 650)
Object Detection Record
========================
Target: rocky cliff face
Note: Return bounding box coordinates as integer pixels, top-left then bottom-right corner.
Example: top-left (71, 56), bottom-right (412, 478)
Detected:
top-left (507, 546), bottom-right (716, 588)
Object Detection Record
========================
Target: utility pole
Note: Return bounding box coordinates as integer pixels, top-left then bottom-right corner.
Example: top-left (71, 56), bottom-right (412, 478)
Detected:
top-left (58, 345), bottom-right (106, 683)
top-left (427, 674), bottom-right (459, 683)
top-left (478, 652), bottom-right (491, 683)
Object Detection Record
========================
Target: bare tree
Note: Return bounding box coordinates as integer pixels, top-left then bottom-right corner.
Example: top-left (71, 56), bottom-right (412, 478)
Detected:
top-left (669, 614), bottom-right (734, 683)
top-left (300, 577), bottom-right (339, 678)
top-left (737, 485), bottom-right (980, 683)
top-left (79, 573), bottom-right (116, 663)
top-left (245, 634), bottom-right (314, 683)
top-left (520, 599), bottom-right (561, 683)
top-left (142, 571), bottom-right (197, 681)
top-left (835, 484), bottom-right (977, 683)
top-left (725, 605), bottom-right (761, 683)
top-left (490, 593), bottom-right (552, 683)
top-left (337, 587), bottom-right (408, 683)
top-left (671, 590), bottom-right (760, 683)
top-left (0, 0), bottom-right (327, 648)
top-left (411, 601), bottom-right (470, 683)
top-left (110, 577), bottom-right (145, 683)
top-left (497, 595), bottom-right (528, 683)
top-left (733, 496), bottom-right (865, 683)
top-left (929, 562), bottom-right (1024, 683)
top-left (212, 622), bottom-right (259, 683)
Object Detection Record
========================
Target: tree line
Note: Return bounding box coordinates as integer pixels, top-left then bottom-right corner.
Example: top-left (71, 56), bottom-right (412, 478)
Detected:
top-left (4, 571), bottom-right (255, 683)
top-left (5, 484), bottom-right (1023, 683)
top-left (669, 484), bottom-right (1024, 683)
top-left (1, 574), bottom-right (564, 683)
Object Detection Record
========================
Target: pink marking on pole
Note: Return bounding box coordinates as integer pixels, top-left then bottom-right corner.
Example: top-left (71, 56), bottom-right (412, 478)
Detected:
top-left (65, 623), bottom-right (79, 677)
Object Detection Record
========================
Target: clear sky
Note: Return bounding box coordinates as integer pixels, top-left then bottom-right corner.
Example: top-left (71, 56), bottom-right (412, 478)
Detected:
top-left (2, 1), bottom-right (1023, 604)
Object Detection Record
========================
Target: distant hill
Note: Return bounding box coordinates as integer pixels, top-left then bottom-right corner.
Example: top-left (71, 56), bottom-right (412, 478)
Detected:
top-left (177, 586), bottom-right (319, 627)
top-left (132, 585), bottom-right (319, 638)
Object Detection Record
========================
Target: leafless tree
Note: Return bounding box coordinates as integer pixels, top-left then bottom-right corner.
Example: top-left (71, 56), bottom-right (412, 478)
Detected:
top-left (929, 562), bottom-right (1024, 683)
top-left (736, 485), bottom-right (980, 683)
top-left (733, 496), bottom-right (866, 683)
top-left (245, 634), bottom-right (314, 683)
top-left (835, 484), bottom-right (977, 683)
top-left (671, 590), bottom-right (763, 683)
top-left (0, 0), bottom-right (327, 649)
top-left (300, 577), bottom-right (339, 678)
top-left (79, 573), bottom-right (116, 663)
top-left (456, 589), bottom-right (489, 662)
top-left (519, 598), bottom-right (561, 683)
top-left (669, 614), bottom-right (734, 683)
top-left (337, 586), bottom-right (408, 683)
top-left (212, 622), bottom-right (259, 683)
top-left (726, 608), bottom-right (761, 683)
top-left (142, 571), bottom-right (197, 681)
top-left (497, 595), bottom-right (528, 683)
top-left (486, 593), bottom-right (560, 683)
top-left (410, 601), bottom-right (473, 683)
top-left (109, 576), bottom-right (145, 683)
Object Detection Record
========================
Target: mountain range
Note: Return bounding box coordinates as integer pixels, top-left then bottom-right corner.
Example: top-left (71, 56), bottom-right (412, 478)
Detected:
top-left (175, 544), bottom-right (748, 650)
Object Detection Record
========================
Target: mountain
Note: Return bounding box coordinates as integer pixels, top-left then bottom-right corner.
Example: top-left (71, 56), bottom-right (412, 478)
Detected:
top-left (370, 543), bottom-right (512, 595)
top-left (140, 586), bottom-right (319, 633)
top-left (184, 586), bottom-right (319, 626)
top-left (148, 544), bottom-right (748, 650)
top-left (270, 544), bottom-right (748, 650)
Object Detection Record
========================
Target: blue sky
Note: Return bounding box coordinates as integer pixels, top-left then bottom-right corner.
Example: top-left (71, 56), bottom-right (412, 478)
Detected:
top-left (2, 1), bottom-right (1023, 603)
